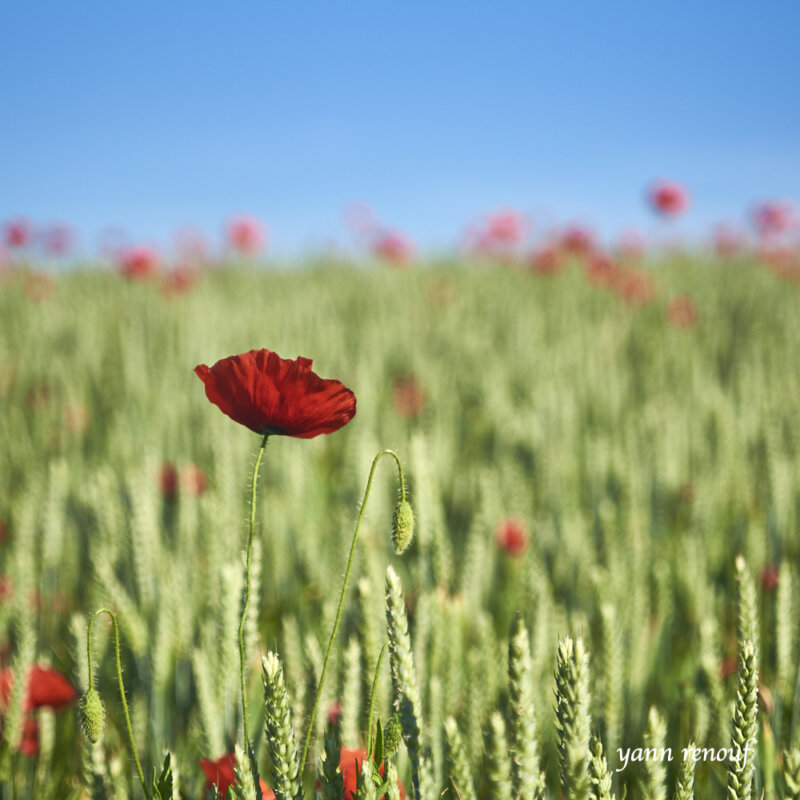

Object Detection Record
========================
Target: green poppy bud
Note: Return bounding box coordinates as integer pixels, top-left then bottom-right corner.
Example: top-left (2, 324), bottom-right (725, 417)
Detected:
top-left (383, 715), bottom-right (403, 759)
top-left (79, 688), bottom-right (105, 743)
top-left (391, 499), bottom-right (414, 555)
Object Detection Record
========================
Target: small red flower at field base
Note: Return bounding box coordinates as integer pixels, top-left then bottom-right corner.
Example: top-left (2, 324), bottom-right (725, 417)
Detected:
top-left (19, 715), bottom-right (39, 757)
top-left (495, 517), bottom-right (529, 557)
top-left (648, 181), bottom-right (690, 216)
top-left (759, 563), bottom-right (779, 593)
top-left (159, 462), bottom-right (179, 501)
top-left (195, 349), bottom-right (356, 438)
top-left (199, 753), bottom-right (275, 800)
top-left (392, 373), bottom-right (425, 420)
top-left (181, 463), bottom-right (207, 495)
top-left (227, 215), bottom-right (266, 256)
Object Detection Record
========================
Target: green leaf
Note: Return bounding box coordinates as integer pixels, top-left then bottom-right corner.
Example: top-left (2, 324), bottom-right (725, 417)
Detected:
top-left (373, 717), bottom-right (384, 767)
top-left (151, 751), bottom-right (174, 800)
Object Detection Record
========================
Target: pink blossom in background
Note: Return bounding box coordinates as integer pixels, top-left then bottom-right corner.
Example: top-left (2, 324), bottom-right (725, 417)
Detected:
top-left (584, 253), bottom-right (621, 288)
top-left (647, 181), bottom-right (690, 216)
top-left (528, 246), bottom-right (564, 276)
top-left (160, 266), bottom-right (201, 298)
top-left (372, 229), bottom-right (415, 266)
top-left (751, 199), bottom-right (798, 238)
top-left (465, 209), bottom-right (530, 257)
top-left (118, 246), bottom-right (160, 280)
top-left (667, 294), bottom-right (699, 328)
top-left (3, 218), bottom-right (34, 249)
top-left (226, 215), bottom-right (266, 256)
top-left (40, 223), bottom-right (74, 256)
top-left (559, 225), bottom-right (595, 257)
top-left (181, 463), bottom-right (207, 496)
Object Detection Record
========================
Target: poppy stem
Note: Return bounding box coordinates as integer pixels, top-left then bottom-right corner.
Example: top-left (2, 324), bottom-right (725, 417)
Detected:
top-left (297, 448), bottom-right (407, 780)
top-left (365, 640), bottom-right (390, 759)
top-left (87, 608), bottom-right (150, 800)
top-left (239, 432), bottom-right (269, 749)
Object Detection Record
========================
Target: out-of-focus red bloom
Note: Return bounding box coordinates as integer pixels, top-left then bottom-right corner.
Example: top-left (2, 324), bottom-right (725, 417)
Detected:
top-left (195, 349), bottom-right (357, 438)
top-left (373, 230), bottom-right (415, 266)
top-left (0, 575), bottom-right (13, 602)
top-left (758, 247), bottom-right (800, 281)
top-left (752, 200), bottom-right (797, 238)
top-left (340, 748), bottom-right (406, 800)
top-left (0, 518), bottom-right (7, 543)
top-left (616, 269), bottom-right (655, 306)
top-left (392, 374), bottom-right (425, 420)
top-left (41, 224), bottom-right (74, 256)
top-left (19, 715), bottom-right (39, 757)
top-left (667, 295), bottom-right (699, 328)
top-left (160, 462), bottom-right (179, 501)
top-left (465, 209), bottom-right (529, 257)
top-left (199, 753), bottom-right (275, 800)
top-left (584, 254), bottom-right (621, 288)
top-left (3, 218), bottom-right (33, 249)
top-left (759, 563), bottom-right (780, 593)
top-left (647, 181), bottom-right (690, 216)
top-left (24, 272), bottom-right (55, 303)
top-left (560, 225), bottom-right (595, 257)
top-left (180, 463), bottom-right (207, 496)
top-left (118, 246), bottom-right (160, 280)
top-left (0, 665), bottom-right (77, 711)
top-left (161, 266), bottom-right (200, 298)
top-left (227, 215), bottom-right (266, 256)
top-left (495, 517), bottom-right (529, 557)
top-left (528, 246), bottom-right (564, 276)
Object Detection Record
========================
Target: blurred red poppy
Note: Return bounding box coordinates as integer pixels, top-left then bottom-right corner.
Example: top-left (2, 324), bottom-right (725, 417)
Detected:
top-left (41, 223), bottom-right (74, 256)
top-left (227, 215), bottom-right (266, 256)
top-left (584, 254), bottom-right (621, 288)
top-left (160, 463), bottom-right (179, 501)
top-left (1, 664), bottom-right (77, 711)
top-left (560, 225), bottom-right (595, 257)
top-left (495, 517), bottom-right (529, 557)
top-left (199, 753), bottom-right (275, 800)
top-left (752, 200), bottom-right (797, 238)
top-left (617, 269), bottom-right (655, 306)
top-left (195, 349), bottom-right (356, 438)
top-left (647, 181), bottom-right (690, 216)
top-left (667, 295), bottom-right (698, 328)
top-left (759, 563), bottom-right (779, 593)
top-left (373, 230), bottom-right (415, 266)
top-left (529, 246), bottom-right (563, 276)
top-left (118, 246), bottom-right (160, 280)
top-left (19, 715), bottom-right (39, 757)
top-left (3, 218), bottom-right (33, 249)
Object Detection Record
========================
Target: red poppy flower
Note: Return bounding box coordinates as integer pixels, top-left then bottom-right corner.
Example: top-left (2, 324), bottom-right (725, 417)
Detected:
top-left (392, 374), bottom-right (425, 420)
top-left (160, 462), bottom-right (179, 501)
top-left (759, 563), bottom-right (780, 593)
top-left (495, 517), bottom-right (529, 557)
top-left (195, 349), bottom-right (357, 438)
top-left (560, 225), bottom-right (596, 257)
top-left (227, 215), bottom-right (267, 256)
top-left (19, 715), bottom-right (39, 757)
top-left (199, 753), bottom-right (275, 800)
top-left (118, 246), bottom-right (160, 280)
top-left (752, 200), bottom-right (797, 238)
top-left (372, 230), bottom-right (415, 266)
top-left (1, 664), bottom-right (77, 711)
top-left (3, 218), bottom-right (33, 249)
top-left (647, 181), bottom-right (690, 216)
top-left (528, 246), bottom-right (563, 276)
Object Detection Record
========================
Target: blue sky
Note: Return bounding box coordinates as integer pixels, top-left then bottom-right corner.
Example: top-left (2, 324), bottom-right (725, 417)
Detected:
top-left (2, 1), bottom-right (799, 256)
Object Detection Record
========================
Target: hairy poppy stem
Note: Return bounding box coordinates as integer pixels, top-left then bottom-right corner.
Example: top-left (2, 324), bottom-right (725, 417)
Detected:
top-left (366, 641), bottom-right (390, 759)
top-left (298, 448), bottom-right (407, 780)
top-left (240, 432), bottom-right (269, 749)
top-left (87, 608), bottom-right (150, 800)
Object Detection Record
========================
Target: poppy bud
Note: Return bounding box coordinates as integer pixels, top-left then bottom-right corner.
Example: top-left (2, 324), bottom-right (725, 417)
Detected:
top-left (383, 715), bottom-right (403, 758)
top-left (79, 688), bottom-right (105, 743)
top-left (391, 499), bottom-right (414, 555)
